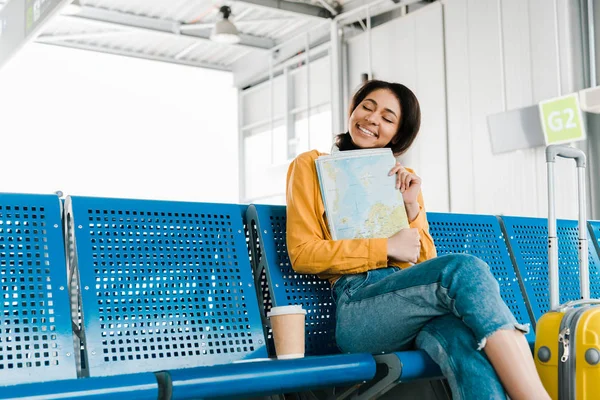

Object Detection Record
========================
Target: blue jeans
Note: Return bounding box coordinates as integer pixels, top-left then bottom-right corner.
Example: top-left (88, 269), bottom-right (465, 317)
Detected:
top-left (332, 254), bottom-right (529, 400)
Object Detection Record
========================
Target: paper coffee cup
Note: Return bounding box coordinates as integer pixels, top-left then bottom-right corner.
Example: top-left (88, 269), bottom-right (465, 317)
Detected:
top-left (267, 305), bottom-right (307, 359)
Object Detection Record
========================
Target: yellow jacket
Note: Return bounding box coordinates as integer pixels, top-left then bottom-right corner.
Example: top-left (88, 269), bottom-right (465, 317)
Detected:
top-left (286, 149), bottom-right (437, 284)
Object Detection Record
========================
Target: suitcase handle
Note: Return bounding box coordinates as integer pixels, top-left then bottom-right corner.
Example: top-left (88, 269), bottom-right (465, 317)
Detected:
top-left (546, 145), bottom-right (587, 167)
top-left (556, 299), bottom-right (600, 312)
top-left (546, 145), bottom-right (589, 310)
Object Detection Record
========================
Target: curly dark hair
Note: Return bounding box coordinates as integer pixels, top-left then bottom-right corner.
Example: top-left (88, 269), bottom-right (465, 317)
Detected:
top-left (335, 80), bottom-right (421, 156)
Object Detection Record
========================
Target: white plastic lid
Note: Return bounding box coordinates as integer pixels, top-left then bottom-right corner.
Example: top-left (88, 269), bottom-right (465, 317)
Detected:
top-left (267, 305), bottom-right (307, 317)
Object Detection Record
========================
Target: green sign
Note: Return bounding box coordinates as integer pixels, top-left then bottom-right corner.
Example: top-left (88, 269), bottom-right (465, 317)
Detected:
top-left (539, 94), bottom-right (586, 145)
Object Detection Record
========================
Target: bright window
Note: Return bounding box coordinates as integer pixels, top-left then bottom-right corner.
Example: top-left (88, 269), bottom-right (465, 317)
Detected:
top-left (293, 106), bottom-right (333, 156)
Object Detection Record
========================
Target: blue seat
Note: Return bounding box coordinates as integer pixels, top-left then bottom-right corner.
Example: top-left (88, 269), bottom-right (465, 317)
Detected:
top-left (246, 204), bottom-right (338, 356)
top-left (246, 204), bottom-right (443, 394)
top-left (0, 193), bottom-right (159, 400)
top-left (428, 212), bottom-right (535, 345)
top-left (247, 205), bottom-right (541, 392)
top-left (501, 216), bottom-right (600, 323)
top-left (66, 196), bottom-right (270, 376)
top-left (587, 220), bottom-right (600, 264)
top-left (66, 196), bottom-right (376, 398)
top-left (0, 194), bottom-right (77, 386)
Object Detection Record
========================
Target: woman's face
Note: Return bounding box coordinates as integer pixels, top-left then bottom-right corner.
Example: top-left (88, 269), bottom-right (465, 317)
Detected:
top-left (348, 88), bottom-right (401, 149)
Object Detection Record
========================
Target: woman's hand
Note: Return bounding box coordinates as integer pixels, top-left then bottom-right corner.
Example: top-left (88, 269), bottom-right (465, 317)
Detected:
top-left (388, 162), bottom-right (421, 205)
top-left (387, 228), bottom-right (421, 263)
top-left (389, 162), bottom-right (422, 221)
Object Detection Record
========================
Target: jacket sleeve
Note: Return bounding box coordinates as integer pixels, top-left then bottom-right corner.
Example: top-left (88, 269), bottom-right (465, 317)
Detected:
top-left (409, 191), bottom-right (438, 263)
top-left (286, 154), bottom-right (389, 276)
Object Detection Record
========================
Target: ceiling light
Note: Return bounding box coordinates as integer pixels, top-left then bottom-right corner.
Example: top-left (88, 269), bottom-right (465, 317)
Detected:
top-left (210, 6), bottom-right (240, 44)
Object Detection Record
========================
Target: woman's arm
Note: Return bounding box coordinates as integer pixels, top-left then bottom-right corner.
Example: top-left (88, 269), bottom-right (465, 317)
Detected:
top-left (408, 191), bottom-right (437, 263)
top-left (388, 163), bottom-right (437, 264)
top-left (286, 152), bottom-right (389, 276)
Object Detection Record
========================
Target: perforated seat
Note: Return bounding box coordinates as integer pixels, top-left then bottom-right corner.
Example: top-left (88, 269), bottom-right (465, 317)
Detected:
top-left (587, 221), bottom-right (600, 262)
top-left (65, 196), bottom-right (376, 398)
top-left (66, 196), bottom-right (268, 376)
top-left (246, 204), bottom-right (442, 387)
top-left (428, 212), bottom-right (535, 344)
top-left (247, 205), bottom-right (337, 356)
top-left (0, 194), bottom-right (76, 386)
top-left (502, 216), bottom-right (600, 323)
top-left (247, 205), bottom-right (539, 388)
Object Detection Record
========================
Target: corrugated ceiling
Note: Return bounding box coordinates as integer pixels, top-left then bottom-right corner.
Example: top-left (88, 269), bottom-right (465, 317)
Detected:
top-left (30, 0), bottom-right (333, 71)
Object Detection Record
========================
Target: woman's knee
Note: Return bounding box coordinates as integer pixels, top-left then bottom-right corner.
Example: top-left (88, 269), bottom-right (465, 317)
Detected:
top-left (443, 254), bottom-right (492, 276)
top-left (440, 254), bottom-right (498, 288)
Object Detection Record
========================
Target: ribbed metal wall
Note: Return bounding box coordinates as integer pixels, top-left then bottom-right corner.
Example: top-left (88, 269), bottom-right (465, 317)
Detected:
top-left (346, 0), bottom-right (589, 218)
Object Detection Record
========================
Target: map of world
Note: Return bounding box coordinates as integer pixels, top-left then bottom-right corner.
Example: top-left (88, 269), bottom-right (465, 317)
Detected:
top-left (316, 149), bottom-right (409, 240)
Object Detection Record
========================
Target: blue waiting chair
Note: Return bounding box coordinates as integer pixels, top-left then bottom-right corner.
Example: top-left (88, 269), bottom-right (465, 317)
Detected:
top-left (501, 216), bottom-right (600, 324)
top-left (0, 194), bottom-right (76, 385)
top-left (587, 220), bottom-right (600, 262)
top-left (428, 212), bottom-right (535, 345)
top-left (0, 193), bottom-right (159, 400)
top-left (247, 206), bottom-right (541, 398)
top-left (246, 204), bottom-right (443, 399)
top-left (66, 196), bottom-right (376, 398)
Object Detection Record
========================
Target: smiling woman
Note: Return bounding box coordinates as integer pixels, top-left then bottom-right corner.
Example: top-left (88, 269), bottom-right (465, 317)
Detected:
top-left (335, 80), bottom-right (421, 155)
top-left (284, 80), bottom-right (552, 400)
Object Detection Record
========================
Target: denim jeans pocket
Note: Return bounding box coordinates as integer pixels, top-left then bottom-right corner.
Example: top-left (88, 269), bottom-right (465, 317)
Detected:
top-left (345, 272), bottom-right (372, 297)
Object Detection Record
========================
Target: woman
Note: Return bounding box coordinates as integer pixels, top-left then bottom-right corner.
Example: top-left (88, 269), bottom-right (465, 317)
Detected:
top-left (285, 80), bottom-right (550, 399)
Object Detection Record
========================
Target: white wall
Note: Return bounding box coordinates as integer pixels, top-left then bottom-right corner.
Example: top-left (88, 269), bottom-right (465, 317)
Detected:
top-left (346, 3), bottom-right (449, 213)
top-left (0, 43), bottom-right (239, 203)
top-left (346, 0), bottom-right (586, 218)
top-left (445, 0), bottom-right (584, 218)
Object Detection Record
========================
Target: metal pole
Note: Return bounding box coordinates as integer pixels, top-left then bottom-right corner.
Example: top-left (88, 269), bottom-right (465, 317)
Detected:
top-left (237, 89), bottom-right (247, 202)
top-left (578, 167), bottom-right (590, 299)
top-left (366, 5), bottom-right (372, 80)
top-left (547, 162), bottom-right (560, 310)
top-left (306, 33), bottom-right (311, 150)
top-left (588, 0), bottom-right (597, 87)
top-left (284, 67), bottom-right (294, 159)
top-left (269, 52), bottom-right (275, 164)
top-left (497, 0), bottom-right (507, 111)
top-left (330, 19), bottom-right (344, 135)
top-left (553, 0), bottom-right (563, 95)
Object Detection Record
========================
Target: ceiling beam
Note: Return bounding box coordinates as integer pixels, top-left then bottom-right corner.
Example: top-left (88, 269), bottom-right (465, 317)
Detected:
top-left (36, 39), bottom-right (232, 72)
top-left (38, 30), bottom-right (127, 42)
top-left (181, 17), bottom-right (298, 31)
top-left (234, 0), bottom-right (333, 19)
top-left (66, 5), bottom-right (274, 51)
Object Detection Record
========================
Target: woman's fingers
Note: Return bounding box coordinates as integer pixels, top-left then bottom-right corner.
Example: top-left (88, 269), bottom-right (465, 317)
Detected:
top-left (389, 162), bottom-right (421, 192)
top-left (388, 163), bottom-right (404, 176)
top-left (397, 170), bottom-right (408, 190)
top-left (404, 173), bottom-right (413, 191)
top-left (398, 171), bottom-right (413, 191)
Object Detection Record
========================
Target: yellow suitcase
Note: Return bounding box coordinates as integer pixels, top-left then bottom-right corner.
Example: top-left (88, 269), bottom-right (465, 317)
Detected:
top-left (534, 145), bottom-right (600, 399)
